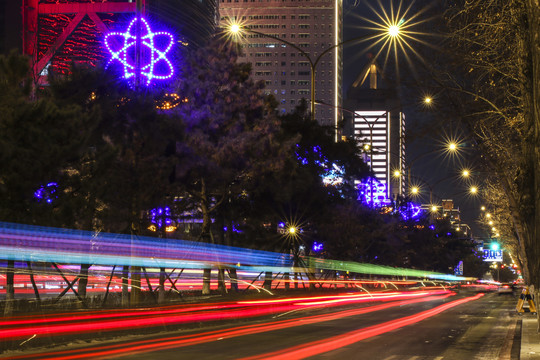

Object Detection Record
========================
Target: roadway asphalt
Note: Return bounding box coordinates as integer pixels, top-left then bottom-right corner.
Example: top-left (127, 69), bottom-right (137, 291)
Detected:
top-left (0, 290), bottom-right (530, 360)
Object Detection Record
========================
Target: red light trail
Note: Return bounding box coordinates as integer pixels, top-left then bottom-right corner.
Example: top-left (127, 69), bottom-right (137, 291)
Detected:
top-left (6, 293), bottom-right (459, 360)
top-left (240, 293), bottom-right (485, 360)
top-left (0, 290), bottom-right (450, 341)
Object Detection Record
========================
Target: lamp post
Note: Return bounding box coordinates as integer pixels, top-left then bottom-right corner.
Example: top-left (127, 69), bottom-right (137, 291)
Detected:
top-left (227, 23), bottom-right (401, 139)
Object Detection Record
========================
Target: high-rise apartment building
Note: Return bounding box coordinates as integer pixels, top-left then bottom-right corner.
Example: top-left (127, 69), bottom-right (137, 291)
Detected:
top-left (219, 0), bottom-right (343, 128)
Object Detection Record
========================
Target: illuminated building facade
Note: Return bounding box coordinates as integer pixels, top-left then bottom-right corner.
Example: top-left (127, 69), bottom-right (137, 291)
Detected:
top-left (344, 62), bottom-right (405, 203)
top-left (442, 199), bottom-right (460, 223)
top-left (219, 0), bottom-right (343, 127)
top-left (19, 0), bottom-right (216, 84)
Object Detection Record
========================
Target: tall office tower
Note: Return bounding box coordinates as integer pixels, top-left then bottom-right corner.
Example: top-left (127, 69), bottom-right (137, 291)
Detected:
top-left (219, 0), bottom-right (343, 128)
top-left (21, 0), bottom-right (216, 85)
top-left (344, 61), bottom-right (405, 205)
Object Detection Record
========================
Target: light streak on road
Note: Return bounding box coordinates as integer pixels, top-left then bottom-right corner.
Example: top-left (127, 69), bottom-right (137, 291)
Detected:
top-left (0, 290), bottom-right (450, 341)
top-left (240, 293), bottom-right (486, 360)
top-left (6, 293), bottom-right (456, 360)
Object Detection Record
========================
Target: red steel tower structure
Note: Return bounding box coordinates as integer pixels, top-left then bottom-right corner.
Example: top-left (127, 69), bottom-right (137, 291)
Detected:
top-left (22, 0), bottom-right (141, 85)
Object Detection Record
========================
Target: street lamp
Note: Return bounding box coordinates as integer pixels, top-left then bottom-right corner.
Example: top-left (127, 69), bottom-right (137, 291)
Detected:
top-left (226, 21), bottom-right (401, 138)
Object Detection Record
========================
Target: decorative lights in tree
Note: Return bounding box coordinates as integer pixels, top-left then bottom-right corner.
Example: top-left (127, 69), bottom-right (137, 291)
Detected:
top-left (34, 182), bottom-right (58, 204)
top-left (312, 241), bottom-right (323, 252)
top-left (105, 17), bottom-right (174, 86)
top-left (148, 206), bottom-right (175, 232)
top-left (398, 202), bottom-right (422, 221)
top-left (156, 93), bottom-right (187, 110)
top-left (357, 177), bottom-right (391, 207)
top-left (295, 145), bottom-right (344, 186)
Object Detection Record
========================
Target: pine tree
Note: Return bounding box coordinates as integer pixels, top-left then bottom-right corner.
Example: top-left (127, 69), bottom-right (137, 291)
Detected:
top-left (173, 37), bottom-right (288, 243)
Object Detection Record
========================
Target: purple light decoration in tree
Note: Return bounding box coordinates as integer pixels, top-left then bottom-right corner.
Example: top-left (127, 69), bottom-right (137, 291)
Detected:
top-left (312, 242), bottom-right (323, 252)
top-left (399, 202), bottom-right (423, 220)
top-left (224, 224), bottom-right (243, 234)
top-left (34, 182), bottom-right (58, 204)
top-left (104, 17), bottom-right (174, 86)
top-left (357, 177), bottom-right (391, 207)
top-left (149, 206), bottom-right (173, 229)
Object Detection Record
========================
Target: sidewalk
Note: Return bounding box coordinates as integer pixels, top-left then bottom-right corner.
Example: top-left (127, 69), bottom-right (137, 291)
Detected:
top-left (521, 317), bottom-right (540, 359)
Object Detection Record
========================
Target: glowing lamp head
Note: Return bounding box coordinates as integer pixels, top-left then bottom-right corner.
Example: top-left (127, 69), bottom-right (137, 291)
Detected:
top-left (393, 170), bottom-right (401, 177)
top-left (388, 24), bottom-right (400, 37)
top-left (230, 24), bottom-right (241, 33)
top-left (431, 205), bottom-right (438, 212)
top-left (411, 187), bottom-right (419, 195)
top-left (491, 243), bottom-right (499, 251)
top-left (462, 170), bottom-right (470, 177)
top-left (470, 186), bottom-right (478, 194)
top-left (448, 142), bottom-right (457, 151)
top-left (288, 226), bottom-right (297, 235)
top-left (424, 96), bottom-right (432, 104)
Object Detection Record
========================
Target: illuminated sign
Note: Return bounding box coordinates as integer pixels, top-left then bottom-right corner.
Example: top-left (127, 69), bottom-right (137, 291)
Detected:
top-left (105, 17), bottom-right (174, 86)
top-left (454, 260), bottom-right (463, 276)
top-left (483, 249), bottom-right (503, 262)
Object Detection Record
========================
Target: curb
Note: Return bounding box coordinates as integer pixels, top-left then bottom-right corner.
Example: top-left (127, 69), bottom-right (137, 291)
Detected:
top-left (521, 317), bottom-right (540, 359)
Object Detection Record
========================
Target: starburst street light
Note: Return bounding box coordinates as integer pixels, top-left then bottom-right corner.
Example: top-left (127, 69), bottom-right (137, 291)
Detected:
top-left (230, 23), bottom-right (240, 33)
top-left (388, 25), bottom-right (401, 37)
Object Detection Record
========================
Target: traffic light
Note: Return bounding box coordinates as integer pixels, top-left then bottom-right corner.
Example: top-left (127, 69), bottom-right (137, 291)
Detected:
top-left (491, 243), bottom-right (499, 251)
